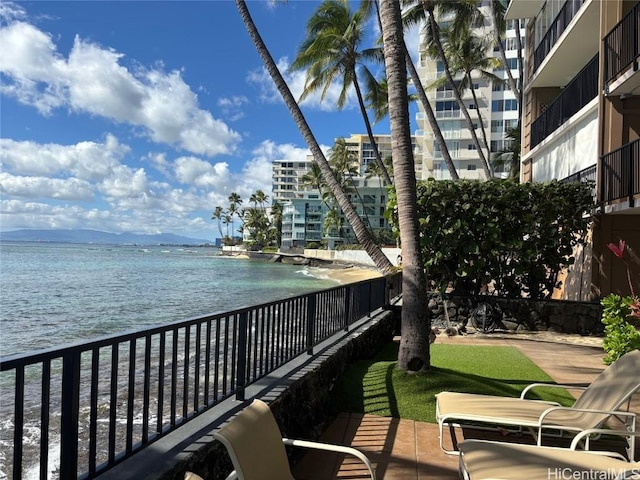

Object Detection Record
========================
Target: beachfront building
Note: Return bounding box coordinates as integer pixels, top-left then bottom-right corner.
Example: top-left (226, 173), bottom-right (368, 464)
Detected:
top-left (415, 1), bottom-right (524, 180)
top-left (274, 134), bottom-right (414, 250)
top-left (505, 0), bottom-right (640, 300)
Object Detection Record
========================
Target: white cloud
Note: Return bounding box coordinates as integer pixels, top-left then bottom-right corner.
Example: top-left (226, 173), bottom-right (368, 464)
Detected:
top-left (247, 56), bottom-right (353, 112)
top-left (99, 165), bottom-right (149, 199)
top-left (217, 95), bottom-right (249, 121)
top-left (174, 156), bottom-right (231, 189)
top-left (0, 172), bottom-right (94, 201)
top-left (0, 131), bottom-right (325, 239)
top-left (0, 135), bottom-right (128, 181)
top-left (0, 17), bottom-right (241, 157)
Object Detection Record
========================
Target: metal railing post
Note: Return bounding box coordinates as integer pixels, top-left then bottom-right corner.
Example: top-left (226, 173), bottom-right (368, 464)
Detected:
top-left (306, 294), bottom-right (316, 355)
top-left (60, 350), bottom-right (81, 479)
top-left (344, 286), bottom-right (351, 331)
top-left (236, 312), bottom-right (248, 401)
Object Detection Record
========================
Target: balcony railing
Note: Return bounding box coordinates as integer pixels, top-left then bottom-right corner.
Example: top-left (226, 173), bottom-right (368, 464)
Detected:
top-left (560, 164), bottom-right (597, 203)
top-left (0, 274), bottom-right (402, 479)
top-left (531, 54), bottom-right (598, 149)
top-left (601, 138), bottom-right (640, 207)
top-left (534, 0), bottom-right (587, 72)
top-left (603, 2), bottom-right (640, 89)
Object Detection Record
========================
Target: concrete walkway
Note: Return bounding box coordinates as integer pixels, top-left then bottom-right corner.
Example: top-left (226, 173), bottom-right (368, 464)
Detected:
top-left (292, 333), bottom-right (638, 479)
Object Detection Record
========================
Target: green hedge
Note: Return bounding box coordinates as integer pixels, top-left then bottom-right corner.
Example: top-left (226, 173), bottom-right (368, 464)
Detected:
top-left (388, 179), bottom-right (593, 298)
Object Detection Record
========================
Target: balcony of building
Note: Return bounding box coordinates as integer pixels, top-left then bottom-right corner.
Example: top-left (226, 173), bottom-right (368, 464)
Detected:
top-left (558, 140), bottom-right (640, 211)
top-left (528, 0), bottom-right (599, 90)
top-left (601, 138), bottom-right (640, 210)
top-left (560, 164), bottom-right (597, 203)
top-left (435, 109), bottom-right (463, 120)
top-left (426, 88), bottom-right (488, 104)
top-left (603, 2), bottom-right (640, 97)
top-left (530, 54), bottom-right (598, 149)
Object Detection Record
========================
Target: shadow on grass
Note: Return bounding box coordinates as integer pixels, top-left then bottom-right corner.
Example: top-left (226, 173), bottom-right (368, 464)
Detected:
top-left (332, 341), bottom-right (575, 423)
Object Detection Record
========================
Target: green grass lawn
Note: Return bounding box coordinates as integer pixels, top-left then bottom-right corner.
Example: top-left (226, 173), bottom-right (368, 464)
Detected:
top-left (332, 342), bottom-right (576, 423)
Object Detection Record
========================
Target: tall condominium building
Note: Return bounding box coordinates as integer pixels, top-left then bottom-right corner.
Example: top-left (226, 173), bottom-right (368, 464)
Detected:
top-left (274, 134), bottom-right (416, 250)
top-left (415, 1), bottom-right (524, 180)
top-left (506, 0), bottom-right (639, 300)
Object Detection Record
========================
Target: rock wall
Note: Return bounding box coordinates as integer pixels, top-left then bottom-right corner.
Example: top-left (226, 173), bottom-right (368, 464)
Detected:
top-left (428, 293), bottom-right (604, 335)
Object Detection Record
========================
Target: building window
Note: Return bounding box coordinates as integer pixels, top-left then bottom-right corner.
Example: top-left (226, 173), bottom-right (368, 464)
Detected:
top-left (467, 165), bottom-right (477, 170)
top-left (491, 120), bottom-right (504, 133)
top-left (492, 100), bottom-right (504, 111)
top-left (504, 99), bottom-right (518, 111)
top-left (505, 38), bottom-right (517, 51)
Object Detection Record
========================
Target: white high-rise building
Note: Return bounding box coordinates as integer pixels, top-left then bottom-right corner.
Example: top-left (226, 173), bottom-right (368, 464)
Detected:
top-left (415, 2), bottom-right (525, 180)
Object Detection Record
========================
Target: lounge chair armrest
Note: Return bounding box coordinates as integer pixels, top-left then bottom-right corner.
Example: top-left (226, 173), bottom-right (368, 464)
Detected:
top-left (570, 428), bottom-right (640, 450)
top-left (521, 383), bottom-right (588, 399)
top-left (283, 438), bottom-right (376, 480)
top-left (539, 405), bottom-right (637, 425)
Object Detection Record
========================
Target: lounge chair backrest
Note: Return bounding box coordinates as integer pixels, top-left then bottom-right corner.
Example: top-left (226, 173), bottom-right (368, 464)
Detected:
top-left (213, 399), bottom-right (295, 480)
top-left (570, 349), bottom-right (640, 427)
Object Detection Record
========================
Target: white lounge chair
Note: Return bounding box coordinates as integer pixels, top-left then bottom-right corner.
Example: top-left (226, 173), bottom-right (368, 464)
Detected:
top-left (458, 429), bottom-right (640, 479)
top-left (436, 349), bottom-right (640, 456)
top-left (186, 398), bottom-right (376, 480)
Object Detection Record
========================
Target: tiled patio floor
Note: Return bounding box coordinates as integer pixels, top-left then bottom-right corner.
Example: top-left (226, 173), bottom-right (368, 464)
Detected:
top-left (292, 333), bottom-right (639, 479)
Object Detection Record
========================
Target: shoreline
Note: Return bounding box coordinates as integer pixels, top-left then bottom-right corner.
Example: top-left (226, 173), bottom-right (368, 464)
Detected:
top-left (222, 250), bottom-right (384, 284)
top-left (307, 264), bottom-right (383, 284)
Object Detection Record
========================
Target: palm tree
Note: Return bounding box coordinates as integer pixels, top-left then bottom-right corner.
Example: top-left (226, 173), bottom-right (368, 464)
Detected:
top-left (402, 41), bottom-right (460, 180)
top-left (249, 189), bottom-right (269, 210)
top-left (301, 161), bottom-right (325, 194)
top-left (491, 121), bottom-right (521, 180)
top-left (489, 0), bottom-right (522, 115)
top-left (223, 213), bottom-right (233, 244)
top-left (365, 154), bottom-right (394, 189)
top-left (269, 201), bottom-right (283, 248)
top-left (330, 138), bottom-right (372, 230)
top-left (228, 192), bottom-right (243, 243)
top-left (291, 0), bottom-right (392, 186)
top-left (431, 27), bottom-right (503, 162)
top-left (363, 1), bottom-right (460, 180)
top-left (323, 207), bottom-right (344, 241)
top-left (380, 0), bottom-right (431, 371)
top-left (403, 0), bottom-right (494, 178)
top-left (212, 206), bottom-right (226, 241)
top-left (235, 0), bottom-right (393, 274)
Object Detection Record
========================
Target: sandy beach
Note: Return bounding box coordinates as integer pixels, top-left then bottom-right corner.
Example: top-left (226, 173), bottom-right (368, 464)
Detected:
top-left (222, 251), bottom-right (384, 284)
top-left (309, 265), bottom-right (383, 284)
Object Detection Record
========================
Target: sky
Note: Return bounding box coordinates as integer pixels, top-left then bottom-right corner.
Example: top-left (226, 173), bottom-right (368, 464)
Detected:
top-left (0, 1), bottom-right (419, 242)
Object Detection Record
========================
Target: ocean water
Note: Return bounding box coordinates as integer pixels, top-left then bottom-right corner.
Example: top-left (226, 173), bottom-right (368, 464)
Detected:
top-left (0, 242), bottom-right (342, 479)
top-left (0, 242), bottom-right (338, 358)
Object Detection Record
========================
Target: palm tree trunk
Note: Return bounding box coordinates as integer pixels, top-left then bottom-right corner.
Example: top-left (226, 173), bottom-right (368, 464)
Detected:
top-left (423, 2), bottom-right (493, 179)
top-left (490, 5), bottom-right (520, 102)
top-left (352, 79), bottom-right (393, 186)
top-left (403, 41), bottom-right (459, 180)
top-left (235, 0), bottom-right (393, 274)
top-left (466, 72), bottom-right (491, 162)
top-left (380, 0), bottom-right (430, 372)
top-left (515, 21), bottom-right (524, 120)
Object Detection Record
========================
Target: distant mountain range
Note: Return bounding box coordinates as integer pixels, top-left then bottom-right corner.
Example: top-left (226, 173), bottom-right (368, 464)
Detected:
top-left (0, 229), bottom-right (213, 245)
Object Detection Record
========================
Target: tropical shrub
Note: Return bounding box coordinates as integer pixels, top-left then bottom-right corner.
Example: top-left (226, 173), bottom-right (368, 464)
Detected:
top-left (387, 179), bottom-right (593, 298)
top-left (601, 294), bottom-right (640, 364)
top-left (601, 240), bottom-right (640, 364)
